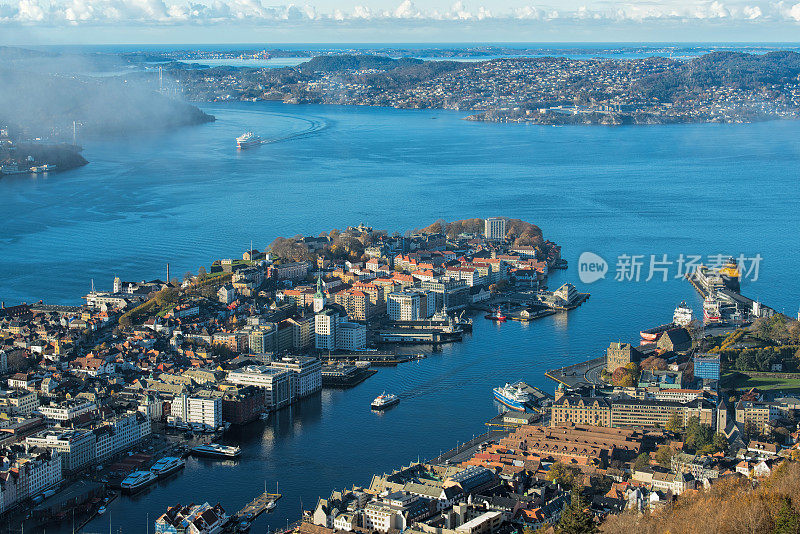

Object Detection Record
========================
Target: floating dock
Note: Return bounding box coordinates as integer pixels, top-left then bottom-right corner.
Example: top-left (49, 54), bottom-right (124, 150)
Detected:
top-left (231, 492), bottom-right (282, 525)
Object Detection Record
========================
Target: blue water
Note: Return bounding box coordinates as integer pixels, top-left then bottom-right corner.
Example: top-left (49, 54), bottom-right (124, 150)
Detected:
top-left (1, 101), bottom-right (799, 532)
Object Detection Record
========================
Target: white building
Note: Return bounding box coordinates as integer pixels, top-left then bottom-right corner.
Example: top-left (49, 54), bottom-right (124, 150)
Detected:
top-left (268, 357), bottom-right (322, 399)
top-left (16, 448), bottom-right (62, 500)
top-left (218, 284), bottom-right (236, 304)
top-left (388, 292), bottom-right (421, 321)
top-left (315, 308), bottom-right (342, 351)
top-left (484, 217), bottom-right (506, 241)
top-left (94, 411), bottom-right (152, 462)
top-left (0, 389), bottom-right (39, 416)
top-left (39, 399), bottom-right (97, 424)
top-left (26, 429), bottom-right (96, 474)
top-left (227, 366), bottom-right (293, 410)
top-left (337, 321), bottom-right (366, 351)
top-left (168, 395), bottom-right (223, 430)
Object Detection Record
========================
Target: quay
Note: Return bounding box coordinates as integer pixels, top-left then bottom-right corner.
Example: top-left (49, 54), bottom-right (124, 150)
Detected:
top-left (429, 429), bottom-right (510, 465)
top-left (376, 328), bottom-right (463, 345)
top-left (545, 356), bottom-right (606, 388)
top-left (230, 491), bottom-right (282, 525)
top-left (321, 352), bottom-right (422, 366)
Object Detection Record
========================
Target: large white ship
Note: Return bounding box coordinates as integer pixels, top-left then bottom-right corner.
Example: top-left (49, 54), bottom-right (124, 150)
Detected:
top-left (236, 132), bottom-right (262, 149)
top-left (493, 383), bottom-right (532, 412)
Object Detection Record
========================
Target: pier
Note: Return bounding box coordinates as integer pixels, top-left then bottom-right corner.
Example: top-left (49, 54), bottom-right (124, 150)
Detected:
top-left (545, 356), bottom-right (606, 388)
top-left (231, 491), bottom-right (282, 525)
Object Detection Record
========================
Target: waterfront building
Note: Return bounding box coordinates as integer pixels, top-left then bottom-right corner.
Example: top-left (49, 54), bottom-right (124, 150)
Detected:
top-left (387, 291), bottom-right (422, 321)
top-left (26, 428), bottom-right (96, 474)
top-left (155, 502), bottom-right (228, 534)
top-left (337, 321), bottom-right (367, 351)
top-left (484, 218), bottom-right (506, 241)
top-left (93, 411), bottom-right (152, 462)
top-left (220, 386), bottom-right (265, 424)
top-left (268, 357), bottom-right (322, 399)
top-left (694, 354), bottom-right (721, 381)
top-left (606, 342), bottom-right (642, 372)
top-left (168, 394), bottom-right (223, 430)
top-left (550, 396), bottom-right (612, 427)
top-left (421, 279), bottom-right (469, 312)
top-left (226, 365), bottom-right (293, 409)
top-left (15, 447), bottom-right (62, 501)
top-left (315, 306), bottom-right (366, 351)
top-left (656, 328), bottom-right (693, 352)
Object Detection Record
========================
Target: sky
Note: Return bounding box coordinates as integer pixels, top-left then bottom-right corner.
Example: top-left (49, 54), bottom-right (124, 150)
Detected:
top-left (2, 0), bottom-right (800, 44)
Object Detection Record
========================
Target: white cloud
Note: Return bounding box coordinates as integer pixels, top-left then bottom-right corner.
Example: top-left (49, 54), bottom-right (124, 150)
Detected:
top-left (2, 0), bottom-right (800, 25)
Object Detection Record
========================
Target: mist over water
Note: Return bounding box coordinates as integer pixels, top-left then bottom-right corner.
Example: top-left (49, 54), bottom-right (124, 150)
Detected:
top-left (1, 100), bottom-right (799, 532)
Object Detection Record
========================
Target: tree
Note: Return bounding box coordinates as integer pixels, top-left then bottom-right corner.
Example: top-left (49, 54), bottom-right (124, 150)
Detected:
top-left (118, 315), bottom-right (131, 329)
top-left (633, 453), bottom-right (650, 472)
top-left (546, 462), bottom-right (582, 491)
top-left (198, 266), bottom-right (207, 280)
top-left (774, 497), bottom-right (800, 534)
top-left (666, 411), bottom-right (684, 433)
top-left (655, 445), bottom-right (677, 467)
top-left (557, 490), bottom-right (597, 534)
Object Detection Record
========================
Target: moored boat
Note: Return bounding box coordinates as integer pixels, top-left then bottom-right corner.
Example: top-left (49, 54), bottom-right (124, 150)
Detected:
top-left (150, 456), bottom-right (185, 477)
top-left (493, 383), bottom-right (532, 412)
top-left (121, 470), bottom-right (157, 492)
top-left (485, 307), bottom-right (507, 322)
top-left (190, 443), bottom-right (241, 459)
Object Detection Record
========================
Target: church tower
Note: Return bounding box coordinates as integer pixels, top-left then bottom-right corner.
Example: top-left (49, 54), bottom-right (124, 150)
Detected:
top-left (113, 276), bottom-right (122, 294)
top-left (313, 275), bottom-right (327, 313)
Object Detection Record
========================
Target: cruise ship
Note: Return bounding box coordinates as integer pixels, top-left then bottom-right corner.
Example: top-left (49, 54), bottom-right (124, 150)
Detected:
top-left (493, 383), bottom-right (532, 412)
top-left (121, 470), bottom-right (158, 492)
top-left (640, 302), bottom-right (695, 342)
top-left (190, 443), bottom-right (241, 459)
top-left (371, 392), bottom-right (400, 410)
top-left (236, 132), bottom-right (262, 149)
top-left (150, 456), bottom-right (185, 478)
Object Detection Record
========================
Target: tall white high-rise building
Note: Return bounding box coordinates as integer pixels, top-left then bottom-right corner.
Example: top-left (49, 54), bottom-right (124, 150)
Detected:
top-left (484, 217), bottom-right (506, 241)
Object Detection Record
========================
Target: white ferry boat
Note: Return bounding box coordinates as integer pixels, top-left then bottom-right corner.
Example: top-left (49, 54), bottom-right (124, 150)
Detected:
top-left (121, 470), bottom-right (158, 492)
top-left (673, 301), bottom-right (694, 326)
top-left (493, 383), bottom-right (532, 412)
top-left (371, 392), bottom-right (400, 410)
top-left (236, 132), bottom-right (262, 149)
top-left (190, 443), bottom-right (241, 459)
top-left (150, 456), bottom-right (185, 477)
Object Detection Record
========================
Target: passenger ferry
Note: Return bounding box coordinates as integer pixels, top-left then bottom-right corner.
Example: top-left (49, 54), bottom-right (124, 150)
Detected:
top-left (236, 132), bottom-right (262, 149)
top-left (190, 443), bottom-right (241, 459)
top-left (493, 383), bottom-right (532, 412)
top-left (371, 392), bottom-right (400, 410)
top-left (121, 470), bottom-right (158, 492)
top-left (150, 456), bottom-right (185, 477)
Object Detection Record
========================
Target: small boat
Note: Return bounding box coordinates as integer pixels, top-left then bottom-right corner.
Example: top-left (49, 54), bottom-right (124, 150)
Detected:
top-left (237, 132), bottom-right (262, 149)
top-left (260, 412), bottom-right (270, 421)
top-left (485, 307), bottom-right (507, 322)
top-left (493, 383), bottom-right (532, 412)
top-left (266, 500), bottom-right (277, 511)
top-left (190, 443), bottom-right (241, 459)
top-left (150, 456), bottom-right (185, 478)
top-left (121, 470), bottom-right (157, 492)
top-left (238, 520), bottom-right (252, 532)
top-left (371, 392), bottom-right (400, 410)
top-left (97, 506), bottom-right (106, 515)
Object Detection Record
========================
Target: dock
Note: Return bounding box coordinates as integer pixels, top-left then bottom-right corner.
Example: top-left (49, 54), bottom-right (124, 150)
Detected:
top-left (231, 491), bottom-right (282, 525)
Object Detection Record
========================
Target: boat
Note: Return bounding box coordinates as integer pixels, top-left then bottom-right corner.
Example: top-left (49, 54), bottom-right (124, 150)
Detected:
top-left (673, 301), bottom-right (694, 326)
top-left (150, 456), bottom-right (185, 477)
top-left (236, 132), bottom-right (262, 149)
top-left (703, 294), bottom-right (722, 323)
top-left (718, 257), bottom-right (741, 292)
top-left (190, 443), bottom-right (241, 459)
top-left (97, 506), bottom-right (106, 515)
top-left (266, 500), bottom-right (277, 511)
top-left (639, 323), bottom-right (673, 342)
top-left (371, 392), bottom-right (400, 410)
top-left (260, 412), bottom-right (270, 421)
top-left (121, 470), bottom-right (157, 492)
top-left (238, 520), bottom-right (252, 532)
top-left (485, 307), bottom-right (507, 322)
top-left (29, 164), bottom-right (56, 173)
top-left (493, 383), bottom-right (532, 412)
